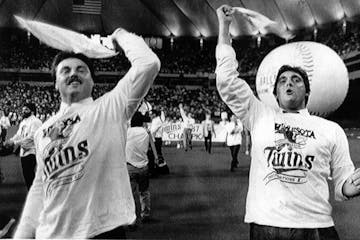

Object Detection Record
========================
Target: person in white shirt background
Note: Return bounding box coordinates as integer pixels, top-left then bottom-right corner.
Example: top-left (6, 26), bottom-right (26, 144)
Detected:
top-left (0, 110), bottom-right (11, 143)
top-left (225, 114), bottom-right (243, 172)
top-left (244, 128), bottom-right (251, 156)
top-left (218, 111), bottom-right (229, 145)
top-left (4, 103), bottom-right (42, 190)
top-left (179, 103), bottom-right (195, 151)
top-left (13, 27), bottom-right (160, 239)
top-left (216, 5), bottom-right (360, 240)
top-left (126, 111), bottom-right (153, 225)
top-left (202, 111), bottom-right (216, 154)
top-left (150, 109), bottom-right (165, 159)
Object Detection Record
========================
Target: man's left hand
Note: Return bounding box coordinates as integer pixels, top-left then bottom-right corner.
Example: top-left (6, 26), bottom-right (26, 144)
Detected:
top-left (343, 168), bottom-right (360, 198)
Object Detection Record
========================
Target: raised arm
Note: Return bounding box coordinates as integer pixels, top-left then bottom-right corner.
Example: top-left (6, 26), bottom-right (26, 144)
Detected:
top-left (179, 103), bottom-right (187, 122)
top-left (103, 28), bottom-right (160, 120)
top-left (215, 5), bottom-right (261, 127)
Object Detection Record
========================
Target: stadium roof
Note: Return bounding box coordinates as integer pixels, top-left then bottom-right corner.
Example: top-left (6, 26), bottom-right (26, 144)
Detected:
top-left (1, 0), bottom-right (360, 38)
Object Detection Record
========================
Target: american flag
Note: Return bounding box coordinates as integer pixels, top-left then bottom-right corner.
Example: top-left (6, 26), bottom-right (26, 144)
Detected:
top-left (73, 0), bottom-right (102, 15)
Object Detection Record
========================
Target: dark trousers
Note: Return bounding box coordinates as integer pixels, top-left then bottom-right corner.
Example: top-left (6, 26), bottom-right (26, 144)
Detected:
top-left (91, 226), bottom-right (126, 239)
top-left (20, 154), bottom-right (37, 190)
top-left (229, 145), bottom-right (240, 168)
top-left (250, 223), bottom-right (340, 240)
top-left (204, 131), bottom-right (212, 153)
top-left (155, 137), bottom-right (163, 157)
top-left (183, 128), bottom-right (192, 150)
top-left (0, 128), bottom-right (6, 143)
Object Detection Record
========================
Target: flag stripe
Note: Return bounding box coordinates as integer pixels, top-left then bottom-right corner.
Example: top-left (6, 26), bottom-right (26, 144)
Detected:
top-left (73, 0), bottom-right (101, 15)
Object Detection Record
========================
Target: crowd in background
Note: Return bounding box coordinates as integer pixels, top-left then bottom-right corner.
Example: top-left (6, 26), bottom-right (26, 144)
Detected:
top-left (0, 82), bottom-right (229, 125)
top-left (1, 23), bottom-right (360, 124)
top-left (1, 22), bottom-right (360, 76)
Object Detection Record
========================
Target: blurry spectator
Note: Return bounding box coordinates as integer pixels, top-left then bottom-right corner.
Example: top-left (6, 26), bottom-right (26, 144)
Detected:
top-left (0, 110), bottom-right (10, 142)
top-left (4, 103), bottom-right (42, 189)
top-left (150, 109), bottom-right (165, 160)
top-left (202, 111), bottom-right (216, 153)
top-left (179, 103), bottom-right (195, 151)
top-left (225, 115), bottom-right (243, 172)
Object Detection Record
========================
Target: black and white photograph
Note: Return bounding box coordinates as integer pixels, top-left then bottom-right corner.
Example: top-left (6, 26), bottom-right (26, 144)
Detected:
top-left (1, 0), bottom-right (360, 239)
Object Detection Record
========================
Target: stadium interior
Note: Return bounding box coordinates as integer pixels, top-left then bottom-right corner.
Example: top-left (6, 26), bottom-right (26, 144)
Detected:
top-left (1, 0), bottom-right (360, 239)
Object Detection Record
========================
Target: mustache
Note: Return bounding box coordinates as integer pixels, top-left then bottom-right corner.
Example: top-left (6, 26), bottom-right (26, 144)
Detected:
top-left (66, 75), bottom-right (82, 85)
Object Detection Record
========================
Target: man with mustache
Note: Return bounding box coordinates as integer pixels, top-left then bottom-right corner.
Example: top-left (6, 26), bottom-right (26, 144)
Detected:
top-left (14, 28), bottom-right (160, 239)
top-left (216, 4), bottom-right (360, 240)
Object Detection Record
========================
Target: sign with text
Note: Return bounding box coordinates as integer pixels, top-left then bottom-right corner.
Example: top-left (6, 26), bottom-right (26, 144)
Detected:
top-left (162, 123), bottom-right (228, 142)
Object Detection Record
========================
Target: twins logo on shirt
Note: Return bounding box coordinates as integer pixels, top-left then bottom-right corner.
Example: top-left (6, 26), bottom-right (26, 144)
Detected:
top-left (42, 114), bottom-right (89, 196)
top-left (263, 123), bottom-right (316, 185)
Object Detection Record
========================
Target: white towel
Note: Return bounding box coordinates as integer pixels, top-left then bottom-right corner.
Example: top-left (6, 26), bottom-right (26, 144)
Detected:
top-left (14, 15), bottom-right (118, 59)
top-left (233, 7), bottom-right (294, 40)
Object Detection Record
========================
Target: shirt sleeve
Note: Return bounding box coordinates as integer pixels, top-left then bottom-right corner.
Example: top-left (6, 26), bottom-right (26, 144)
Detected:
top-left (14, 130), bottom-right (44, 238)
top-left (10, 122), bottom-right (23, 144)
top-left (150, 118), bottom-right (161, 135)
top-left (215, 44), bottom-right (265, 130)
top-left (15, 118), bottom-right (42, 146)
top-left (179, 107), bottom-right (187, 122)
top-left (331, 124), bottom-right (355, 201)
top-left (99, 29), bottom-right (160, 122)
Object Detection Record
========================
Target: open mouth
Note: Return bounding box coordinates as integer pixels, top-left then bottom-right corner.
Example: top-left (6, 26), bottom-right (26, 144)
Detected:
top-left (286, 89), bottom-right (293, 95)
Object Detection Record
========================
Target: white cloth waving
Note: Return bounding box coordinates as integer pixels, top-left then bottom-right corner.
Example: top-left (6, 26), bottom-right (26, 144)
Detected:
top-left (233, 7), bottom-right (294, 40)
top-left (15, 15), bottom-right (118, 58)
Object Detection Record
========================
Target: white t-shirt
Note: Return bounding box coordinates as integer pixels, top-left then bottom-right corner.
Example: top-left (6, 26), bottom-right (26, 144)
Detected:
top-left (226, 120), bottom-right (243, 146)
top-left (0, 116), bottom-right (11, 129)
top-left (180, 107), bottom-right (195, 129)
top-left (10, 115), bottom-right (42, 157)
top-left (15, 30), bottom-right (160, 238)
top-left (216, 43), bottom-right (355, 228)
top-left (151, 116), bottom-right (164, 139)
top-left (126, 127), bottom-right (149, 168)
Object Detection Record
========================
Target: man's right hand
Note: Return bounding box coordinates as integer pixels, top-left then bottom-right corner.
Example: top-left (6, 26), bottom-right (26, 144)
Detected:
top-left (216, 5), bottom-right (234, 26)
top-left (110, 28), bottom-right (125, 52)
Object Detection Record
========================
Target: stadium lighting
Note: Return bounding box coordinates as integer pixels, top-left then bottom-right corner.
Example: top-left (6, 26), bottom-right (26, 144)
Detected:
top-left (257, 34), bottom-right (261, 48)
top-left (313, 26), bottom-right (318, 41)
top-left (27, 31), bottom-right (31, 43)
top-left (170, 34), bottom-right (174, 51)
top-left (342, 19), bottom-right (347, 34)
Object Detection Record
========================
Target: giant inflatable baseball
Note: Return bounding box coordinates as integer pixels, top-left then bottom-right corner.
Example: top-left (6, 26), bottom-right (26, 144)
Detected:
top-left (255, 41), bottom-right (349, 117)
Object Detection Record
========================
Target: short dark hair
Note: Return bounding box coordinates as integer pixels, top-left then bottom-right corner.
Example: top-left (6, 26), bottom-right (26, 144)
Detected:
top-left (130, 111), bottom-right (151, 127)
top-left (51, 52), bottom-right (95, 81)
top-left (24, 103), bottom-right (37, 115)
top-left (273, 65), bottom-right (311, 104)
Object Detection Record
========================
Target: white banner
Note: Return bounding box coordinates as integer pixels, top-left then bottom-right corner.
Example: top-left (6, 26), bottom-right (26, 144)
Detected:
top-left (162, 123), bottom-right (227, 142)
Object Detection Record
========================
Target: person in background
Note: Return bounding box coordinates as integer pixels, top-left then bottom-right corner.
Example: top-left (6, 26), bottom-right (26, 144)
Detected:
top-left (4, 103), bottom-right (42, 190)
top-left (219, 111), bottom-right (229, 145)
top-left (202, 111), bottom-right (216, 153)
top-left (225, 114), bottom-right (243, 172)
top-left (244, 129), bottom-right (251, 156)
top-left (179, 103), bottom-right (195, 151)
top-left (150, 109), bottom-right (165, 159)
top-left (126, 111), bottom-right (154, 225)
top-left (0, 110), bottom-right (11, 143)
